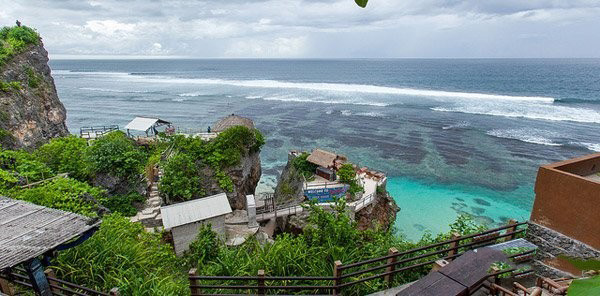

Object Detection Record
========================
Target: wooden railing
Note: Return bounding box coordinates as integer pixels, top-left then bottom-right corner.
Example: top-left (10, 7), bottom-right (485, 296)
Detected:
top-left (0, 268), bottom-right (117, 296)
top-left (189, 221), bottom-right (529, 295)
top-left (80, 125), bottom-right (119, 140)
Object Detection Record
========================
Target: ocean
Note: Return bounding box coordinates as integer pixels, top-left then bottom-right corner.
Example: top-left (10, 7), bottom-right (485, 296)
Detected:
top-left (48, 58), bottom-right (600, 241)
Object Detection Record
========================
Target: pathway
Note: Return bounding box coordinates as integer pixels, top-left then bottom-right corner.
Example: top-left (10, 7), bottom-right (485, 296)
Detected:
top-left (130, 168), bottom-right (163, 231)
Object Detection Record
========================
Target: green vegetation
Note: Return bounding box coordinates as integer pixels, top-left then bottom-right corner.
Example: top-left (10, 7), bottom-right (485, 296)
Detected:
top-left (291, 152), bottom-right (317, 180)
top-left (568, 276), bottom-right (600, 296)
top-left (160, 153), bottom-right (202, 201)
top-left (338, 163), bottom-right (364, 195)
top-left (502, 247), bottom-right (534, 256)
top-left (0, 131), bottom-right (151, 216)
top-left (25, 66), bottom-right (42, 88)
top-left (52, 214), bottom-right (188, 295)
top-left (488, 261), bottom-right (512, 278)
top-left (0, 80), bottom-right (22, 92)
top-left (86, 131), bottom-right (146, 178)
top-left (35, 136), bottom-right (90, 180)
top-left (6, 178), bottom-right (105, 217)
top-left (161, 126), bottom-right (264, 195)
top-left (183, 200), bottom-right (489, 295)
top-left (355, 0), bottom-right (368, 8)
top-left (0, 26), bottom-right (40, 67)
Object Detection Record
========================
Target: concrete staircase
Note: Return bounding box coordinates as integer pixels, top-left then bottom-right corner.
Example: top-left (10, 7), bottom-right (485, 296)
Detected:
top-left (130, 169), bottom-right (164, 231)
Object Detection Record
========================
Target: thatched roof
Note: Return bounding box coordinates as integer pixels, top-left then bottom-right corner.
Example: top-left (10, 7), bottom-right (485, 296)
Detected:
top-left (0, 197), bottom-right (100, 270)
top-left (212, 115), bottom-right (254, 132)
top-left (307, 149), bottom-right (339, 168)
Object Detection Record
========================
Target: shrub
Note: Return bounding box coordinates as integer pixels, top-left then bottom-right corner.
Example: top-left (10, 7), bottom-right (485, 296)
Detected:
top-left (52, 214), bottom-right (188, 295)
top-left (291, 152), bottom-right (317, 179)
top-left (0, 81), bottom-right (22, 92)
top-left (338, 163), bottom-right (363, 195)
top-left (7, 177), bottom-right (106, 217)
top-left (35, 136), bottom-right (90, 180)
top-left (0, 169), bottom-right (18, 189)
top-left (25, 67), bottom-right (42, 88)
top-left (86, 131), bottom-right (145, 178)
top-left (0, 26), bottom-right (40, 67)
top-left (100, 191), bottom-right (145, 216)
top-left (0, 149), bottom-right (53, 182)
top-left (160, 153), bottom-right (201, 201)
top-left (186, 224), bottom-right (220, 266)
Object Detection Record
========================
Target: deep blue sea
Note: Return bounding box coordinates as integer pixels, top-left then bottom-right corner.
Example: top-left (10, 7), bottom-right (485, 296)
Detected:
top-left (48, 59), bottom-right (600, 240)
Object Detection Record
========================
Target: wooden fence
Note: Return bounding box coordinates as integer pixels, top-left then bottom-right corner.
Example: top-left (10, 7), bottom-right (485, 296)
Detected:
top-left (189, 221), bottom-right (529, 295)
top-left (0, 267), bottom-right (117, 296)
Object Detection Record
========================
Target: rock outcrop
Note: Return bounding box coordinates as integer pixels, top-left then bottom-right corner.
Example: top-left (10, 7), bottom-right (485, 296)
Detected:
top-left (0, 42), bottom-right (68, 149)
top-left (355, 183), bottom-right (400, 231)
top-left (198, 149), bottom-right (262, 210)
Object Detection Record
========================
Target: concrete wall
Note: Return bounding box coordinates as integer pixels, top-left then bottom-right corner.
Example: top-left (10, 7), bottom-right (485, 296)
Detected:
top-left (171, 215), bottom-right (226, 256)
top-left (531, 153), bottom-right (600, 250)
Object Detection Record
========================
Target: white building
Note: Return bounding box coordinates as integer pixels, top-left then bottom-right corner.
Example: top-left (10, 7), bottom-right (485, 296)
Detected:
top-left (160, 193), bottom-right (232, 255)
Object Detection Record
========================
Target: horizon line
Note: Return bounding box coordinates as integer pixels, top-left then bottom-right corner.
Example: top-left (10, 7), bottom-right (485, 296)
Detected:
top-left (49, 54), bottom-right (600, 60)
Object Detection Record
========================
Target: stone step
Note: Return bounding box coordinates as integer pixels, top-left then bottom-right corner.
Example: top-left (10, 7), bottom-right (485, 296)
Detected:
top-left (155, 213), bottom-right (162, 221)
top-left (129, 215), bottom-right (140, 223)
top-left (138, 211), bottom-right (158, 220)
top-left (150, 200), bottom-right (161, 207)
top-left (142, 207), bottom-right (160, 215)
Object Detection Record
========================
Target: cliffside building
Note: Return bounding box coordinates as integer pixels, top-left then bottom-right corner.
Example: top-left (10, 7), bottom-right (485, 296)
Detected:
top-left (527, 153), bottom-right (600, 277)
top-left (160, 193), bottom-right (232, 256)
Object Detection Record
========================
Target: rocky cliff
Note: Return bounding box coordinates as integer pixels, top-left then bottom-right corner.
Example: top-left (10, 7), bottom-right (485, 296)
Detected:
top-left (0, 42), bottom-right (68, 149)
top-left (198, 149), bottom-right (262, 210)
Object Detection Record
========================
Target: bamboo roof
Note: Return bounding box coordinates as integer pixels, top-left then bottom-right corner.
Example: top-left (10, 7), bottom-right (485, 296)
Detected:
top-left (0, 197), bottom-right (100, 270)
top-left (307, 149), bottom-right (339, 168)
top-left (212, 115), bottom-right (254, 132)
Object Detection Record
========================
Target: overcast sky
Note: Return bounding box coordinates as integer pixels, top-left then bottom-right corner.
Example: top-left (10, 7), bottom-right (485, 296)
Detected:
top-left (2, 0), bottom-right (600, 58)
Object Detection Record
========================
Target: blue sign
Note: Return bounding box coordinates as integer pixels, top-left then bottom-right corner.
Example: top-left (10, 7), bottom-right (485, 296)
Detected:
top-left (304, 185), bottom-right (349, 202)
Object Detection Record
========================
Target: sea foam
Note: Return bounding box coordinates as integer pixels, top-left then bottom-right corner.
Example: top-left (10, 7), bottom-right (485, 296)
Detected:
top-left (486, 129), bottom-right (562, 146)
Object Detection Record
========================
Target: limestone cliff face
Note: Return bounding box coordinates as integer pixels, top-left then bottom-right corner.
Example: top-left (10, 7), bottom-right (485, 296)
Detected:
top-left (225, 150), bottom-right (262, 210)
top-left (355, 182), bottom-right (400, 231)
top-left (197, 139), bottom-right (262, 210)
top-left (0, 42), bottom-right (68, 149)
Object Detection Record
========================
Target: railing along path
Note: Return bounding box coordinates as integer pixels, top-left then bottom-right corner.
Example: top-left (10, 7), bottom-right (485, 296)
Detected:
top-left (189, 221), bottom-right (530, 295)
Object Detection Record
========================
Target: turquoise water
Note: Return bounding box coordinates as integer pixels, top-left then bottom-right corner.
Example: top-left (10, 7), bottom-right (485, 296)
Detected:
top-left (388, 177), bottom-right (531, 241)
top-left (48, 59), bottom-right (600, 241)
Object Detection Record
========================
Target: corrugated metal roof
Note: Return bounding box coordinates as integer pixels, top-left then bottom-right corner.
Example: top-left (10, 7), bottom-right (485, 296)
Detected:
top-left (0, 197), bottom-right (100, 270)
top-left (160, 193), bottom-right (232, 229)
top-left (124, 116), bottom-right (171, 132)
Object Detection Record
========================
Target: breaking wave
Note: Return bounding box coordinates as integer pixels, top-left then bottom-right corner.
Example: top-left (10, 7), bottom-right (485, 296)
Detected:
top-left (79, 87), bottom-right (150, 93)
top-left (486, 129), bottom-right (562, 146)
top-left (432, 105), bottom-right (600, 124)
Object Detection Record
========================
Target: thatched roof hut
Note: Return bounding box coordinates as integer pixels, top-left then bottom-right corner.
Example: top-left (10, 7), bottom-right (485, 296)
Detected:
top-left (212, 115), bottom-right (254, 132)
top-left (307, 148), bottom-right (347, 169)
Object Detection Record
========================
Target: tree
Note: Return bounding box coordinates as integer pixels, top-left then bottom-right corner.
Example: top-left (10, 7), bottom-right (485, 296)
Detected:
top-left (355, 0), bottom-right (368, 8)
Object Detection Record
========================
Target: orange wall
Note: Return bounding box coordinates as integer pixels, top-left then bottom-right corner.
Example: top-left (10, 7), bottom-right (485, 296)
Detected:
top-left (531, 154), bottom-right (600, 250)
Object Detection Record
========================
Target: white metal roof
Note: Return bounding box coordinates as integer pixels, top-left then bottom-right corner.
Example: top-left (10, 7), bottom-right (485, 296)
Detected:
top-left (160, 193), bottom-right (232, 229)
top-left (124, 116), bottom-right (170, 132)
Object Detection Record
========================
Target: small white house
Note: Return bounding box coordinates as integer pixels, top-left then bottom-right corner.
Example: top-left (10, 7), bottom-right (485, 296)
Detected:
top-left (160, 193), bottom-right (232, 255)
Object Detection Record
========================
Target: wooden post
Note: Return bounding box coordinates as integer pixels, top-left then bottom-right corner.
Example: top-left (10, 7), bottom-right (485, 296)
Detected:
top-left (447, 232), bottom-right (461, 261)
top-left (44, 268), bottom-right (60, 293)
top-left (384, 248), bottom-right (398, 285)
top-left (109, 287), bottom-right (120, 296)
top-left (333, 260), bottom-right (342, 296)
top-left (0, 277), bottom-right (15, 296)
top-left (257, 269), bottom-right (265, 295)
top-left (505, 220), bottom-right (518, 241)
top-left (188, 268), bottom-right (198, 296)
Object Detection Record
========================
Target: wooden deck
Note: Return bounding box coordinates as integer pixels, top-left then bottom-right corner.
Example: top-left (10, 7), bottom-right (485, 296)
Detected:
top-left (397, 248), bottom-right (509, 296)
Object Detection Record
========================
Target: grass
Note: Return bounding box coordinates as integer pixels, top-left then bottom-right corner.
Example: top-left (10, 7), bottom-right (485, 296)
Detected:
top-left (0, 26), bottom-right (40, 67)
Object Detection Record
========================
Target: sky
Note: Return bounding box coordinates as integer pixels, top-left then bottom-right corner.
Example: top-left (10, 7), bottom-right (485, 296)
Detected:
top-left (2, 0), bottom-right (600, 58)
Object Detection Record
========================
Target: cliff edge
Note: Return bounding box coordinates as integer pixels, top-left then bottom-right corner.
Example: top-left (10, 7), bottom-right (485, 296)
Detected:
top-left (0, 28), bottom-right (68, 149)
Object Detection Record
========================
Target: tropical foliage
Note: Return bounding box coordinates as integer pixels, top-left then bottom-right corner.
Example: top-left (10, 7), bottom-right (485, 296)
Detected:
top-left (86, 131), bottom-right (146, 178)
top-left (52, 214), bottom-right (188, 295)
top-left (160, 153), bottom-right (202, 201)
top-left (0, 25), bottom-right (40, 67)
top-left (338, 163), bottom-right (364, 195)
top-left (291, 152), bottom-right (317, 179)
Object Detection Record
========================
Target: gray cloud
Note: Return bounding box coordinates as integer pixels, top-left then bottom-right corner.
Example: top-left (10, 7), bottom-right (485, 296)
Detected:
top-left (1, 0), bottom-right (599, 58)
